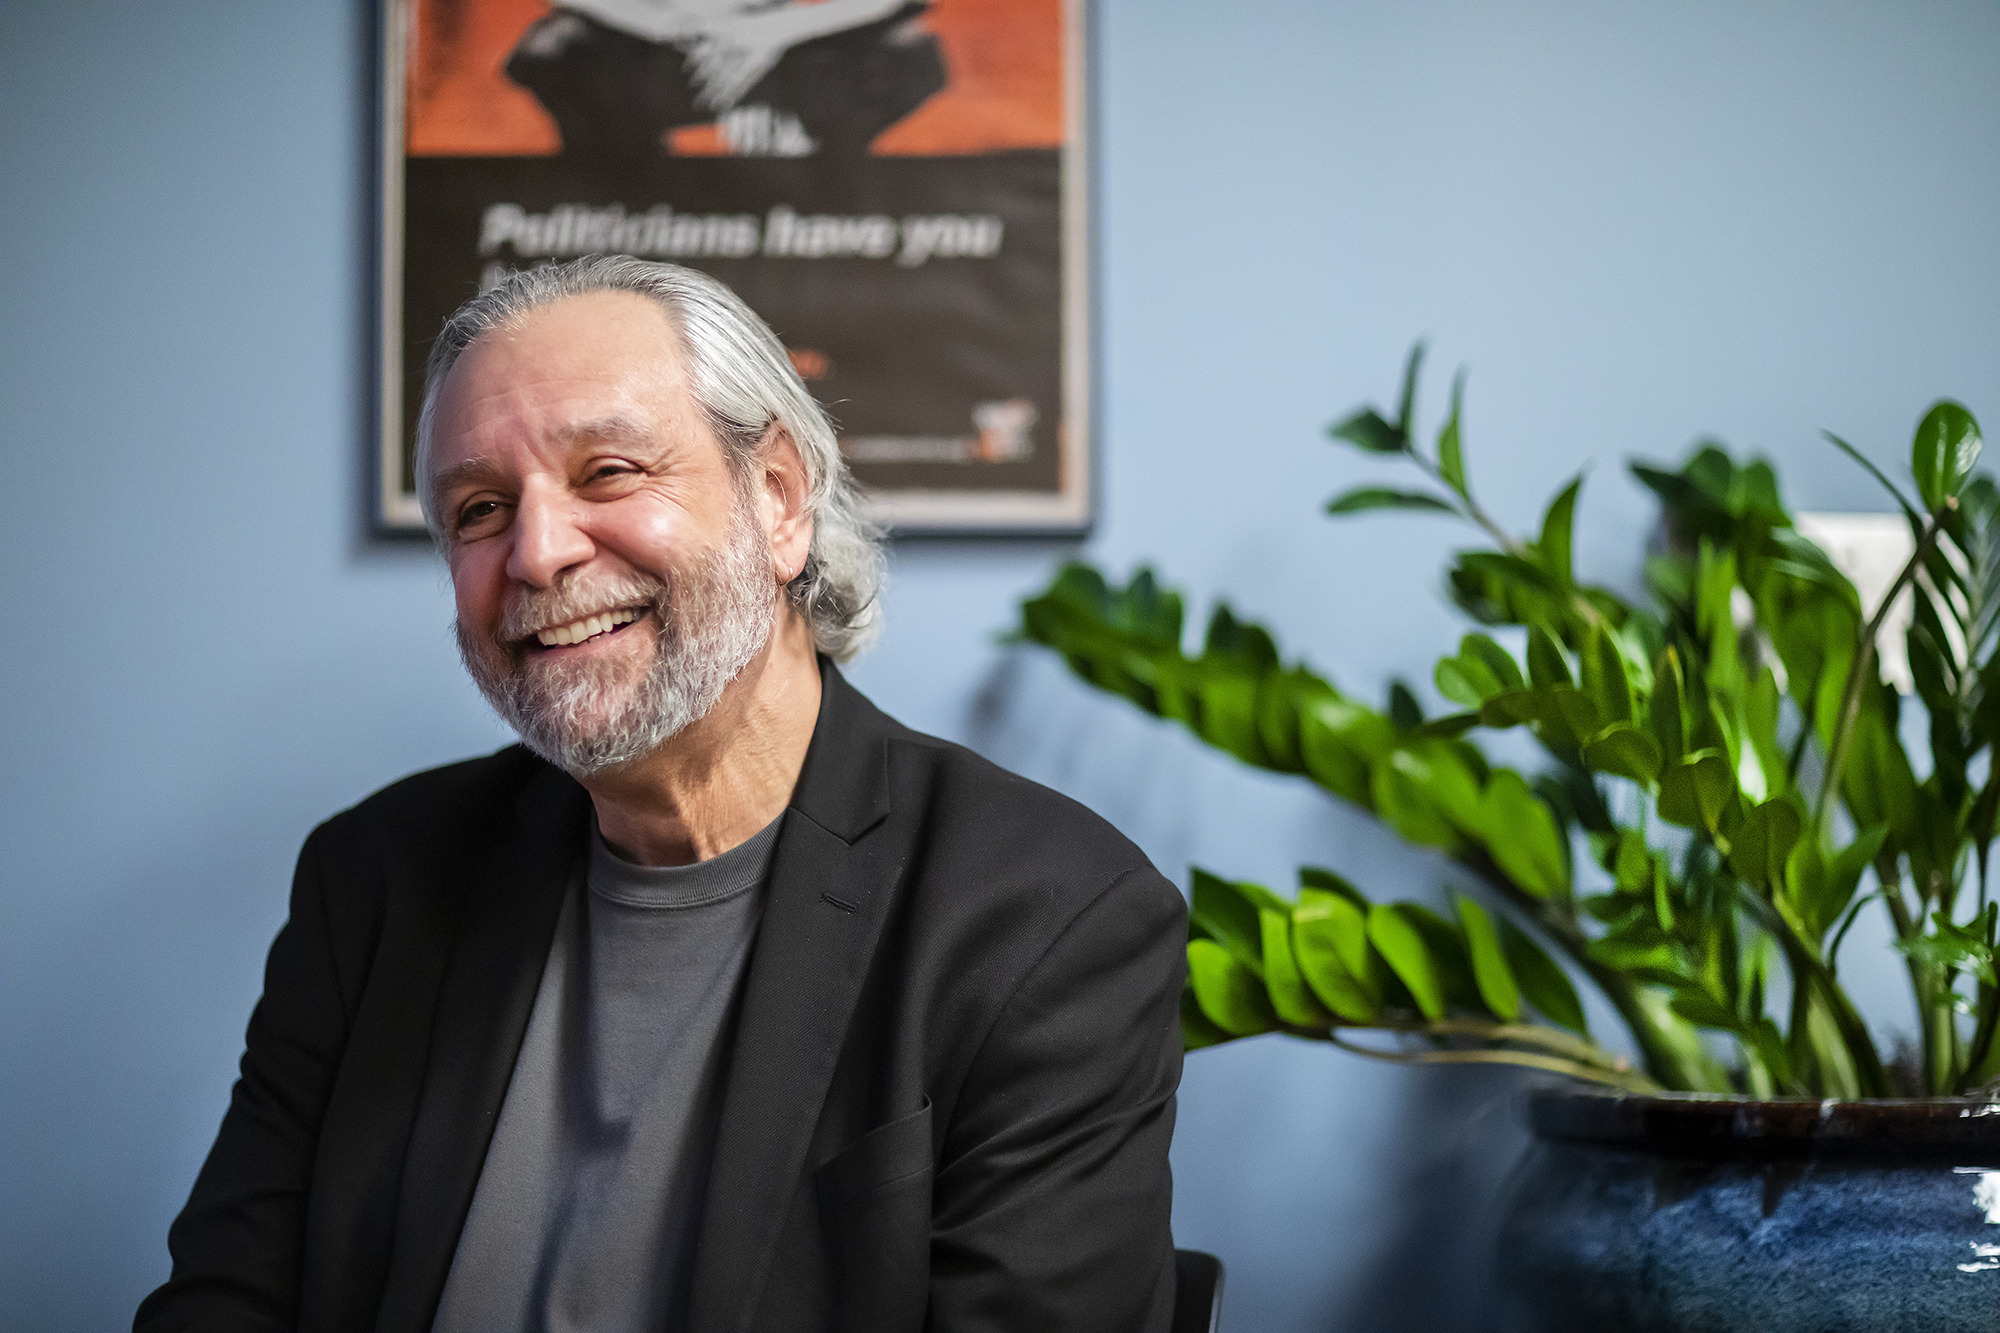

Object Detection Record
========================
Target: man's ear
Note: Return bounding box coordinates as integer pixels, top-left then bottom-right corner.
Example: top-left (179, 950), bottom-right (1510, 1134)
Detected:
top-left (755, 425), bottom-right (813, 583)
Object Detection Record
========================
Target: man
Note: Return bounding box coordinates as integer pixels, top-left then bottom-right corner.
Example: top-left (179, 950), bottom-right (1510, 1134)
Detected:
top-left (135, 256), bottom-right (1185, 1332)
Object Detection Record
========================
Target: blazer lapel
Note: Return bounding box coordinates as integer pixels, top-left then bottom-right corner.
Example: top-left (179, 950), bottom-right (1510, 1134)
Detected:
top-left (688, 663), bottom-right (900, 1333)
top-left (371, 760), bottom-right (588, 1333)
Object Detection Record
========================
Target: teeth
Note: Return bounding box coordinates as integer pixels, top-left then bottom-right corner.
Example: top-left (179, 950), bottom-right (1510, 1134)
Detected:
top-left (536, 607), bottom-right (640, 648)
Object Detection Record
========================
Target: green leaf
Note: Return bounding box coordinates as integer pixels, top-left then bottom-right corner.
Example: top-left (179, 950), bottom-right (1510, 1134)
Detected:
top-left (1791, 825), bottom-right (1885, 941)
top-left (1106, 566), bottom-right (1186, 646)
top-left (1298, 696), bottom-right (1392, 805)
top-left (1402, 903), bottom-right (1486, 1010)
top-left (1435, 637), bottom-right (1512, 709)
top-left (1683, 445), bottom-right (1736, 505)
top-left (1667, 987), bottom-right (1745, 1032)
top-left (1435, 656), bottom-right (1496, 708)
top-left (1546, 685), bottom-right (1605, 744)
top-left (1729, 459), bottom-right (1785, 524)
top-left (1418, 712), bottom-right (1482, 740)
top-left (1479, 689), bottom-right (1540, 728)
top-left (1729, 797), bottom-right (1804, 887)
top-left (1201, 603), bottom-right (1280, 668)
top-left (1454, 892), bottom-right (1521, 1020)
top-left (1500, 920), bottom-right (1587, 1033)
top-left (1298, 867), bottom-right (1368, 907)
top-left (1370, 754), bottom-right (1465, 853)
top-left (1743, 667), bottom-right (1785, 796)
top-left (1393, 742), bottom-right (1485, 826)
top-left (1526, 626), bottom-right (1574, 691)
top-left (1461, 633), bottom-right (1524, 690)
top-left (1189, 868), bottom-right (1287, 973)
top-left (1325, 486), bottom-right (1459, 517)
top-left (1586, 928), bottom-right (1683, 980)
top-left (1897, 908), bottom-right (1999, 987)
top-left (1181, 985), bottom-right (1232, 1050)
top-left (1656, 750), bottom-right (1736, 833)
top-left (1539, 475), bottom-right (1584, 587)
top-left (1647, 647), bottom-right (1688, 766)
top-left (1253, 668), bottom-right (1311, 773)
top-left (1842, 711), bottom-right (1918, 838)
top-left (1912, 400), bottom-right (1983, 512)
top-left (1260, 908), bottom-right (1333, 1027)
top-left (1387, 679), bottom-right (1425, 731)
top-left (1328, 408), bottom-right (1406, 455)
top-left (1438, 368), bottom-right (1468, 497)
top-left (1826, 827), bottom-right (1887, 931)
top-left (1608, 830), bottom-right (1655, 891)
top-left (1693, 542), bottom-right (1741, 689)
top-left (1686, 748), bottom-right (1739, 833)
top-left (1367, 904), bottom-right (1445, 1019)
top-left (1474, 769), bottom-right (1570, 898)
top-left (1583, 722), bottom-right (1664, 783)
top-left (1192, 668), bottom-right (1267, 767)
top-left (1396, 341), bottom-right (1427, 438)
top-left (1187, 939), bottom-right (1278, 1036)
top-left (1823, 431), bottom-right (1922, 524)
top-left (1448, 552), bottom-right (1569, 627)
top-left (1580, 625), bottom-right (1634, 724)
top-left (1292, 888), bottom-right (1380, 1021)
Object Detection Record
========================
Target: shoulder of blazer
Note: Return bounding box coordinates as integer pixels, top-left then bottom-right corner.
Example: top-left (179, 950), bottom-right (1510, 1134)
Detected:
top-left (820, 665), bottom-right (1183, 947)
top-left (312, 743), bottom-right (560, 870)
top-left (292, 745), bottom-right (579, 1002)
top-left (817, 664), bottom-right (1154, 869)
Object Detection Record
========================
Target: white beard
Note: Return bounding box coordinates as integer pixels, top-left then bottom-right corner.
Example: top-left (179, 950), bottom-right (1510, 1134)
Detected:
top-left (456, 500), bottom-right (776, 777)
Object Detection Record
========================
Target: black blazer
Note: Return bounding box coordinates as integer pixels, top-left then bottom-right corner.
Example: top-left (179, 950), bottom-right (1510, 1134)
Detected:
top-left (136, 663), bottom-right (1186, 1332)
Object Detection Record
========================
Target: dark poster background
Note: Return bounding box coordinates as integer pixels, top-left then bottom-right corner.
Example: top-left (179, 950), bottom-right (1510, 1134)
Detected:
top-left (382, 0), bottom-right (1084, 533)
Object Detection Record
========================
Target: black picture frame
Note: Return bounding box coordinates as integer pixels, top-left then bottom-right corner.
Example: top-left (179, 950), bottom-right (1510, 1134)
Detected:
top-left (376, 0), bottom-right (1093, 537)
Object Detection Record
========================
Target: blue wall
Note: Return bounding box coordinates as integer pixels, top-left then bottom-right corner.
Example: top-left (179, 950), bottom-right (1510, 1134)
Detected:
top-left (4, 3), bottom-right (1997, 1329)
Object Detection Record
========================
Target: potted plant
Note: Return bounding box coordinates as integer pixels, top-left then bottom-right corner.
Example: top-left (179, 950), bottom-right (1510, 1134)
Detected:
top-left (1016, 348), bottom-right (1999, 1331)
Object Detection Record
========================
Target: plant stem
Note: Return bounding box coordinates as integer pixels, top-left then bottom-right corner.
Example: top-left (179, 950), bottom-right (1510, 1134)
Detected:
top-left (1369, 1015), bottom-right (1631, 1070)
top-left (1405, 452), bottom-right (1526, 558)
top-left (1964, 974), bottom-right (2000, 1092)
top-left (1736, 882), bottom-right (1889, 1096)
top-left (1453, 843), bottom-right (1724, 1088)
top-left (1874, 853), bottom-right (1942, 1094)
top-left (1812, 509), bottom-right (1948, 838)
top-left (1327, 1032), bottom-right (1662, 1092)
top-left (1404, 449), bottom-right (1626, 652)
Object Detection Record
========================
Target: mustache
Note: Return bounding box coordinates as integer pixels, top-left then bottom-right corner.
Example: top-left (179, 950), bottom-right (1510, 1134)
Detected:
top-left (496, 570), bottom-right (671, 645)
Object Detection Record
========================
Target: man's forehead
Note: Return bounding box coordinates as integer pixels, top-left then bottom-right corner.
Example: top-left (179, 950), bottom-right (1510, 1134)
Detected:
top-left (435, 292), bottom-right (697, 452)
top-left (459, 290), bottom-right (686, 387)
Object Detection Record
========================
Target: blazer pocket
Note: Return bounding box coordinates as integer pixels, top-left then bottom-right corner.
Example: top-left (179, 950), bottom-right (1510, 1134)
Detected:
top-left (815, 1098), bottom-right (933, 1333)
top-left (815, 1097), bottom-right (934, 1210)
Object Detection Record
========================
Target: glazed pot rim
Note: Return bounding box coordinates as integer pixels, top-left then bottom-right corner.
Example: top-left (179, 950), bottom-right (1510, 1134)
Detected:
top-left (1526, 1086), bottom-right (2000, 1160)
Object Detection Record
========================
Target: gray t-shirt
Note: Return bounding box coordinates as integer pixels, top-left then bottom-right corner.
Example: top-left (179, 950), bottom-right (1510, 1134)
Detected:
top-left (431, 813), bottom-right (781, 1333)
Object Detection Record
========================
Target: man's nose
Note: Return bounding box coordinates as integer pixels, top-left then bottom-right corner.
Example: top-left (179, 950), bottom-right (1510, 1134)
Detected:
top-left (506, 483), bottom-right (594, 587)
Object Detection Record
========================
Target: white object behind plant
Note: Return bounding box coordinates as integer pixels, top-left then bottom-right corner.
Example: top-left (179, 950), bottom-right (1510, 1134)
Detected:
top-left (1795, 513), bottom-right (1916, 694)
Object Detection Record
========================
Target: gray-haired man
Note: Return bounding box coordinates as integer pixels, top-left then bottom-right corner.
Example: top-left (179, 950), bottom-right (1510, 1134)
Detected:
top-left (136, 258), bottom-right (1185, 1333)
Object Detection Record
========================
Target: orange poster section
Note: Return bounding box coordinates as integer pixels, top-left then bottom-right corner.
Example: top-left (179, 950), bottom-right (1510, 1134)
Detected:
top-left (405, 0), bottom-right (1064, 158)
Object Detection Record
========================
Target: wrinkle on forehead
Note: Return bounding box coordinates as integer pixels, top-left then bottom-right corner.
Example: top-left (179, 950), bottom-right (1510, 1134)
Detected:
top-left (432, 294), bottom-right (698, 461)
top-left (553, 413), bottom-right (661, 448)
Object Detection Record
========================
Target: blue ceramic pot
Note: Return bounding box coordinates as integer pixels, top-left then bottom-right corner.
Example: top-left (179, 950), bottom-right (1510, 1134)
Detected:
top-left (1493, 1089), bottom-right (2000, 1332)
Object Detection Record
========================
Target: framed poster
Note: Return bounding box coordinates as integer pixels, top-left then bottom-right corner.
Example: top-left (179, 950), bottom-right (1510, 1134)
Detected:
top-left (378, 0), bottom-right (1092, 536)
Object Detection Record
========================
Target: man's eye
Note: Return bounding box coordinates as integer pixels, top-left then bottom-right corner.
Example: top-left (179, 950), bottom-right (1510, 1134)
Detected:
top-left (456, 500), bottom-right (503, 531)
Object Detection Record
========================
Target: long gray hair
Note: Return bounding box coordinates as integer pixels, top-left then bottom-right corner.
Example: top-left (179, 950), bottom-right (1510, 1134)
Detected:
top-left (415, 255), bottom-right (885, 661)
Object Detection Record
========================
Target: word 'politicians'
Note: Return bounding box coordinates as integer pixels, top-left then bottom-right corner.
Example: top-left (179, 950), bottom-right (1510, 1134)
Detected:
top-left (478, 203), bottom-right (1005, 268)
top-left (478, 205), bottom-right (758, 260)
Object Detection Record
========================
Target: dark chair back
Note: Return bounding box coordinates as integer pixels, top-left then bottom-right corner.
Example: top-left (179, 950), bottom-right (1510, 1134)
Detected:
top-left (1172, 1248), bottom-right (1225, 1333)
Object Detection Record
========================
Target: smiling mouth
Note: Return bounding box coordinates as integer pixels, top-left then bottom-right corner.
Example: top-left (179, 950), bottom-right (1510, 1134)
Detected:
top-left (527, 607), bottom-right (646, 650)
